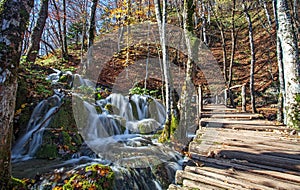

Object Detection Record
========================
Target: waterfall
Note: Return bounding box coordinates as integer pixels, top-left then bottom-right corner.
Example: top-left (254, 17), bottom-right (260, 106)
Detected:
top-left (12, 94), bottom-right (63, 161)
top-left (13, 73), bottom-right (182, 189)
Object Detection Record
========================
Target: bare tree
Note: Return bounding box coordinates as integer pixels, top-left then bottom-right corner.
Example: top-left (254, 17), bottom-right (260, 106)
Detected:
top-left (62, 0), bottom-right (68, 60)
top-left (0, 0), bottom-right (33, 187)
top-left (243, 0), bottom-right (257, 113)
top-left (154, 0), bottom-right (172, 141)
top-left (273, 0), bottom-right (285, 122)
top-left (26, 0), bottom-right (49, 63)
top-left (88, 0), bottom-right (99, 48)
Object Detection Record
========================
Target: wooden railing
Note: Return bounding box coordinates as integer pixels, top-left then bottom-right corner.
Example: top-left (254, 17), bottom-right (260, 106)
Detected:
top-left (197, 83), bottom-right (247, 120)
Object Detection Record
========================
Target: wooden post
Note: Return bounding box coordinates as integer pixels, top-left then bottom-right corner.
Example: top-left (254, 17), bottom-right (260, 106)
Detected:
top-left (224, 89), bottom-right (228, 107)
top-left (242, 84), bottom-right (246, 112)
top-left (198, 85), bottom-right (203, 129)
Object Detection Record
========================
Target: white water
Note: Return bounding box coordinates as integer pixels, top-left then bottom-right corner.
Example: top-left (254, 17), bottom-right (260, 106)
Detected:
top-left (12, 94), bottom-right (62, 161)
top-left (14, 74), bottom-right (182, 189)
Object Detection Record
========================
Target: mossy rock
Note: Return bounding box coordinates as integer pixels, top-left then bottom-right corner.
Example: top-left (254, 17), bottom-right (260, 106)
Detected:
top-left (48, 97), bottom-right (76, 131)
top-left (61, 164), bottom-right (114, 190)
top-left (113, 116), bottom-right (127, 133)
top-left (95, 105), bottom-right (103, 114)
top-left (127, 119), bottom-right (161, 134)
top-left (105, 104), bottom-right (120, 115)
top-left (129, 100), bottom-right (139, 120)
top-left (36, 144), bottom-right (58, 159)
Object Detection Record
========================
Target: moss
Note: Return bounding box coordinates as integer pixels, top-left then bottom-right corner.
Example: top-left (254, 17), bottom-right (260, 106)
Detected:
top-left (170, 114), bottom-right (179, 135)
top-left (61, 164), bottom-right (114, 190)
top-left (11, 177), bottom-right (26, 189)
top-left (48, 98), bottom-right (76, 130)
top-left (289, 93), bottom-right (300, 129)
top-left (36, 144), bottom-right (58, 159)
top-left (158, 113), bottom-right (179, 143)
top-left (95, 106), bottom-right (103, 114)
top-left (62, 131), bottom-right (76, 152)
top-left (0, 0), bottom-right (8, 14)
top-left (129, 100), bottom-right (139, 120)
top-left (104, 104), bottom-right (120, 115)
top-left (114, 116), bottom-right (126, 133)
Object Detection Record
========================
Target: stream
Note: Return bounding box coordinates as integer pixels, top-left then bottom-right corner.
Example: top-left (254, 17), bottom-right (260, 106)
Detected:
top-left (12, 72), bottom-right (184, 189)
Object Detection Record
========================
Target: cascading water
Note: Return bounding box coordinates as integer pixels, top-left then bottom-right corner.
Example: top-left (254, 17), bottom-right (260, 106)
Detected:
top-left (12, 93), bottom-right (63, 161)
top-left (70, 90), bottom-right (183, 189)
top-left (13, 73), bottom-right (182, 189)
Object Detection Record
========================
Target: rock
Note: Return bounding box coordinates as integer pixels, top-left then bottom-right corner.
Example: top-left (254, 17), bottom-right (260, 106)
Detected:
top-left (127, 119), bottom-right (162, 134)
top-left (105, 104), bottom-right (120, 115)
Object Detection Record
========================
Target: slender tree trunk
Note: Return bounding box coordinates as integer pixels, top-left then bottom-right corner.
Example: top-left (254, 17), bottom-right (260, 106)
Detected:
top-left (292, 0), bottom-right (299, 41)
top-left (62, 0), bottom-right (68, 60)
top-left (86, 0), bottom-right (98, 70)
top-left (228, 0), bottom-right (236, 89)
top-left (260, 0), bottom-right (272, 26)
top-left (201, 0), bottom-right (208, 45)
top-left (26, 0), bottom-right (49, 63)
top-left (277, 0), bottom-right (300, 127)
top-left (209, 1), bottom-right (228, 85)
top-left (220, 28), bottom-right (228, 84)
top-left (273, 0), bottom-right (285, 123)
top-left (52, 0), bottom-right (65, 59)
top-left (80, 0), bottom-right (88, 64)
top-left (227, 0), bottom-right (237, 108)
top-left (154, 0), bottom-right (172, 141)
top-left (0, 0), bottom-right (33, 187)
top-left (88, 0), bottom-right (98, 48)
top-left (244, 2), bottom-right (257, 113)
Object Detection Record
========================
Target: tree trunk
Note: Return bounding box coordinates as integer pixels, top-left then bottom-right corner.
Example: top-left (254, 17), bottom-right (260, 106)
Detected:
top-left (244, 2), bottom-right (257, 113)
top-left (273, 0), bottom-right (285, 123)
top-left (0, 0), bottom-right (33, 187)
top-left (208, 1), bottom-right (228, 84)
top-left (201, 0), bottom-right (208, 45)
top-left (154, 0), bottom-right (172, 141)
top-left (179, 0), bottom-right (197, 142)
top-left (260, 0), bottom-right (272, 26)
top-left (51, 0), bottom-right (65, 59)
top-left (228, 0), bottom-right (236, 89)
top-left (277, 0), bottom-right (300, 127)
top-left (26, 0), bottom-right (49, 63)
top-left (80, 0), bottom-right (88, 64)
top-left (88, 0), bottom-right (98, 48)
top-left (62, 0), bottom-right (68, 60)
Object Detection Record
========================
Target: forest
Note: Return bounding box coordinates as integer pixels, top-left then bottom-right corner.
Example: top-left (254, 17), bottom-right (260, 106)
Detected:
top-left (0, 0), bottom-right (299, 189)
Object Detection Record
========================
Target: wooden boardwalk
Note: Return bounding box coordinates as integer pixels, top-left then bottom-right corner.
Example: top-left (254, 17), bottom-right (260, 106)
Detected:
top-left (169, 105), bottom-right (300, 190)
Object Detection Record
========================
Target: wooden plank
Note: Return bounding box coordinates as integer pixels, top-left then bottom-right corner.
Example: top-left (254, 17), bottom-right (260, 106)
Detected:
top-left (195, 128), bottom-right (299, 149)
top-left (185, 166), bottom-right (274, 190)
top-left (177, 170), bottom-right (243, 189)
top-left (182, 179), bottom-right (222, 190)
top-left (184, 166), bottom-right (274, 190)
top-left (187, 166), bottom-right (300, 190)
top-left (200, 121), bottom-right (286, 131)
top-left (214, 141), bottom-right (300, 158)
top-left (201, 113), bottom-right (261, 119)
top-left (190, 143), bottom-right (300, 171)
top-left (190, 154), bottom-right (300, 183)
top-left (192, 129), bottom-right (300, 156)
